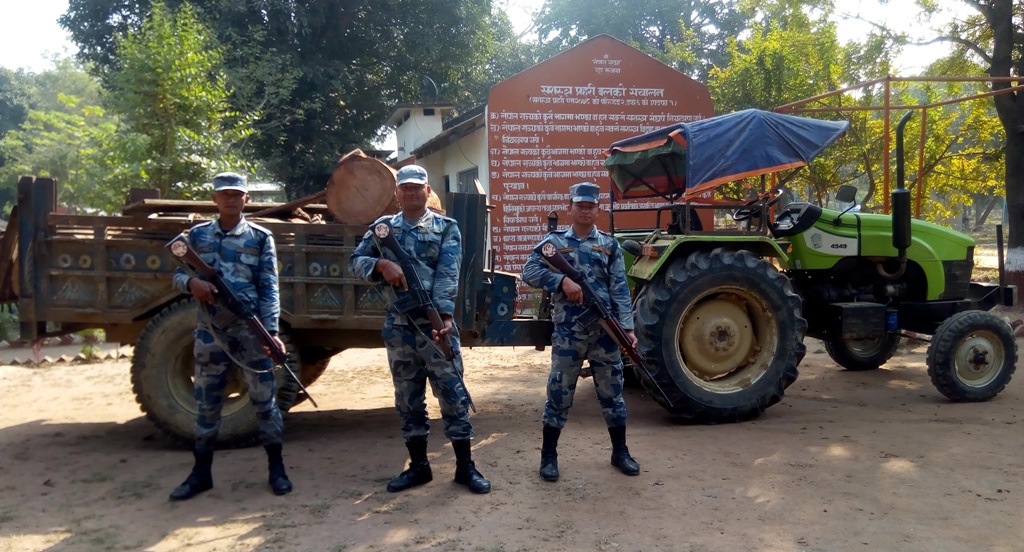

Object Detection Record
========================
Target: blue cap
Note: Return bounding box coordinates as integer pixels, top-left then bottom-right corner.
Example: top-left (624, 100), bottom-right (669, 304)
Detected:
top-left (212, 172), bottom-right (247, 192)
top-left (396, 164), bottom-right (428, 186)
top-left (570, 182), bottom-right (600, 204)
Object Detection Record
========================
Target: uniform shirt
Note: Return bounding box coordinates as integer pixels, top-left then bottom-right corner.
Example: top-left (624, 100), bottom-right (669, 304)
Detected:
top-left (172, 216), bottom-right (281, 333)
top-left (521, 225), bottom-right (634, 330)
top-left (349, 210), bottom-right (461, 324)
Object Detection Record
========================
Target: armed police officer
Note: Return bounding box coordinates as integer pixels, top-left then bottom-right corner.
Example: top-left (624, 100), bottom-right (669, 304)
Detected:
top-left (348, 164), bottom-right (490, 494)
top-left (168, 172), bottom-right (292, 500)
top-left (521, 181), bottom-right (641, 482)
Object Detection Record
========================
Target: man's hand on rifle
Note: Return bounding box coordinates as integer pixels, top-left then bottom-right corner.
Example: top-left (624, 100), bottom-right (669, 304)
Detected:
top-left (432, 315), bottom-right (454, 346)
top-left (376, 258), bottom-right (409, 291)
top-left (623, 329), bottom-right (638, 349)
top-left (262, 335), bottom-right (286, 358)
top-left (188, 278), bottom-right (219, 304)
top-left (560, 276), bottom-right (584, 304)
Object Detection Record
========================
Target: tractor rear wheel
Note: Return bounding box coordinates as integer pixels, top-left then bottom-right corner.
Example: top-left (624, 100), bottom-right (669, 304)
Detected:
top-left (824, 333), bottom-right (901, 371)
top-left (633, 248), bottom-right (805, 422)
top-left (927, 310), bottom-right (1017, 402)
top-left (131, 299), bottom-right (301, 448)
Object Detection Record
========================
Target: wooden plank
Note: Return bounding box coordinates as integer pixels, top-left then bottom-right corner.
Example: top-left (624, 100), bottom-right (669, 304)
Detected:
top-left (0, 206), bottom-right (20, 301)
top-left (16, 177), bottom-right (36, 338)
top-left (121, 198), bottom-right (331, 216)
top-left (250, 190), bottom-right (327, 218)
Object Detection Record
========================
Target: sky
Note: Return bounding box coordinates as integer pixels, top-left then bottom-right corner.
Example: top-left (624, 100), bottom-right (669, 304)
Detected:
top-left (1, 0), bottom-right (971, 74)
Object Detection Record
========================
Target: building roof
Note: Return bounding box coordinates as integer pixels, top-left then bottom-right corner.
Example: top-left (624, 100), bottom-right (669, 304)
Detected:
top-left (410, 104), bottom-right (487, 158)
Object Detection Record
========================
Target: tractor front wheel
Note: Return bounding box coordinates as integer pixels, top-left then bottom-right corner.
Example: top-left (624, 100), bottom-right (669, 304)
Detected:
top-left (927, 310), bottom-right (1017, 402)
top-left (633, 248), bottom-right (806, 422)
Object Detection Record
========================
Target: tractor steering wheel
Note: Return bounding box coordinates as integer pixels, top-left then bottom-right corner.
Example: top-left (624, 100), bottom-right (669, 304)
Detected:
top-left (732, 193), bottom-right (782, 222)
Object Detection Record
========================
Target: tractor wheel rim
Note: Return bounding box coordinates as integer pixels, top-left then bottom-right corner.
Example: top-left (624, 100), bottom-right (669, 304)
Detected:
top-left (845, 336), bottom-right (886, 356)
top-left (675, 288), bottom-right (777, 391)
top-left (953, 331), bottom-right (1003, 387)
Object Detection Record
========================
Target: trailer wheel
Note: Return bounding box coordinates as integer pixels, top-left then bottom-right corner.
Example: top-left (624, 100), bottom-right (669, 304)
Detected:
top-left (131, 299), bottom-right (296, 448)
top-left (634, 248), bottom-right (805, 422)
top-left (824, 333), bottom-right (901, 371)
top-left (927, 311), bottom-right (1017, 402)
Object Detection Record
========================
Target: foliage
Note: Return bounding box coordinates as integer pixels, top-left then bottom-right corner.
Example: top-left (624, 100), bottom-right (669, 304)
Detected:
top-left (706, 2), bottom-right (897, 208)
top-left (0, 303), bottom-right (18, 343)
top-left (62, 0), bottom-right (516, 193)
top-left (106, 2), bottom-right (256, 199)
top-left (708, 4), bottom-right (843, 111)
top-left (0, 69), bottom-right (32, 141)
top-left (532, 0), bottom-right (750, 79)
top-left (0, 61), bottom-right (126, 214)
top-left (942, 0), bottom-right (1024, 250)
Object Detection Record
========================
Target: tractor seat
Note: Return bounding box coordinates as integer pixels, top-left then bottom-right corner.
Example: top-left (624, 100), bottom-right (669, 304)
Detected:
top-left (667, 206), bottom-right (703, 234)
top-left (770, 202), bottom-right (822, 238)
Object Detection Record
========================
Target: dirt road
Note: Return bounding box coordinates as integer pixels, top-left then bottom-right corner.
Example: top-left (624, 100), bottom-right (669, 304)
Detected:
top-left (1, 340), bottom-right (1022, 552)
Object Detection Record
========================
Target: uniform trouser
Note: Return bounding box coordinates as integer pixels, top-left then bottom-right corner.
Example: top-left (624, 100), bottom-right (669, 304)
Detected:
top-left (543, 324), bottom-right (627, 429)
top-left (383, 321), bottom-right (473, 440)
top-left (193, 325), bottom-right (283, 452)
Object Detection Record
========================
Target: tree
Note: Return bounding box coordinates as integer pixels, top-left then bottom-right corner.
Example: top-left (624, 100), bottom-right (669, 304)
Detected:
top-left (0, 68), bottom-right (32, 169)
top-left (62, 0), bottom-right (513, 194)
top-left (105, 2), bottom-right (255, 199)
top-left (0, 59), bottom-right (123, 214)
top-left (0, 69), bottom-right (31, 139)
top-left (532, 0), bottom-right (749, 79)
top-left (706, 2), bottom-right (899, 206)
top-left (708, 4), bottom-right (845, 111)
top-left (940, 0), bottom-right (1024, 290)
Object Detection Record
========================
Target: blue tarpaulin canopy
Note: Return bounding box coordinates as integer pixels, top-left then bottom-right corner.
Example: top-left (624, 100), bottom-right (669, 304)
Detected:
top-left (604, 109), bottom-right (850, 199)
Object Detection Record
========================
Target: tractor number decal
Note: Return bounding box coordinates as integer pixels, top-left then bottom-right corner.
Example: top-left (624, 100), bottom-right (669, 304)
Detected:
top-left (804, 229), bottom-right (857, 256)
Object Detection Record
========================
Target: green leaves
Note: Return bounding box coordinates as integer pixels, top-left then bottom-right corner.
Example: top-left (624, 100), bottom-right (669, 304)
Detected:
top-left (105, 2), bottom-right (255, 200)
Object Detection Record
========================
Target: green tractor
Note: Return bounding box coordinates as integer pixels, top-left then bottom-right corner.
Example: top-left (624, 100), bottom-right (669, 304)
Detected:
top-left (605, 109), bottom-right (1018, 423)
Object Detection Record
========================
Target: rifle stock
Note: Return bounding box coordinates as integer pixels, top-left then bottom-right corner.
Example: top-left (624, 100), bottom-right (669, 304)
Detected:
top-left (165, 233), bottom-right (317, 408)
top-left (534, 239), bottom-right (673, 407)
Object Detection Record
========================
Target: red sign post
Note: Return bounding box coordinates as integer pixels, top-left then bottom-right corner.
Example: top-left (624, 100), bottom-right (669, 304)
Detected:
top-left (487, 35), bottom-right (714, 283)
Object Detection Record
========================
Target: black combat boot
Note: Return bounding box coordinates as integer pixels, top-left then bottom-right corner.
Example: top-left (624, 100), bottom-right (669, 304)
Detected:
top-left (387, 435), bottom-right (432, 492)
top-left (451, 438), bottom-right (491, 494)
top-left (169, 449), bottom-right (214, 501)
top-left (539, 425), bottom-right (561, 482)
top-left (265, 443), bottom-right (293, 495)
top-left (608, 425), bottom-right (640, 476)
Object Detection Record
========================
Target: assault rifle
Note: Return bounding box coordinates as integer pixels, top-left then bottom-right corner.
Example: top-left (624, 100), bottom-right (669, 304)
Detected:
top-left (370, 219), bottom-right (475, 411)
top-left (165, 234), bottom-right (317, 408)
top-left (533, 239), bottom-right (673, 407)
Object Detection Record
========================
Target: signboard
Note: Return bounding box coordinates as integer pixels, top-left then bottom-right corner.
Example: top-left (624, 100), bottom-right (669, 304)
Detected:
top-left (487, 35), bottom-right (715, 283)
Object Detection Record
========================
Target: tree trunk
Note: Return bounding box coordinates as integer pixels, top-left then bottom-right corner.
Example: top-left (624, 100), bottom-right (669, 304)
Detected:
top-left (982, 0), bottom-right (1023, 302)
top-left (975, 195), bottom-right (998, 228)
top-left (1004, 131), bottom-right (1024, 293)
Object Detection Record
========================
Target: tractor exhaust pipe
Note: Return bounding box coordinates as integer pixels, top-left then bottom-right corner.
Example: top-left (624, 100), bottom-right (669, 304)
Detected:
top-left (879, 111), bottom-right (914, 281)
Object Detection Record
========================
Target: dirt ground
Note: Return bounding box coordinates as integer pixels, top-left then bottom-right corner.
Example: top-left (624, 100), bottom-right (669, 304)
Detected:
top-left (1, 339), bottom-right (1022, 552)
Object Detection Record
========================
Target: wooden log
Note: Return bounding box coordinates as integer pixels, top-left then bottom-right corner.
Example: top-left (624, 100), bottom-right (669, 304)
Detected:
top-left (326, 150), bottom-right (399, 224)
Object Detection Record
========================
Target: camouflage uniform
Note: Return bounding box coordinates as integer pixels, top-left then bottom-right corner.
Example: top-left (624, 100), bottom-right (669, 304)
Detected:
top-left (349, 210), bottom-right (473, 440)
top-left (172, 216), bottom-right (282, 452)
top-left (521, 225), bottom-right (634, 430)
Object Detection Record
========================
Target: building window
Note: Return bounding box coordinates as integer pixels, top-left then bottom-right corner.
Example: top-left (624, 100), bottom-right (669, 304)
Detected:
top-left (457, 168), bottom-right (479, 193)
